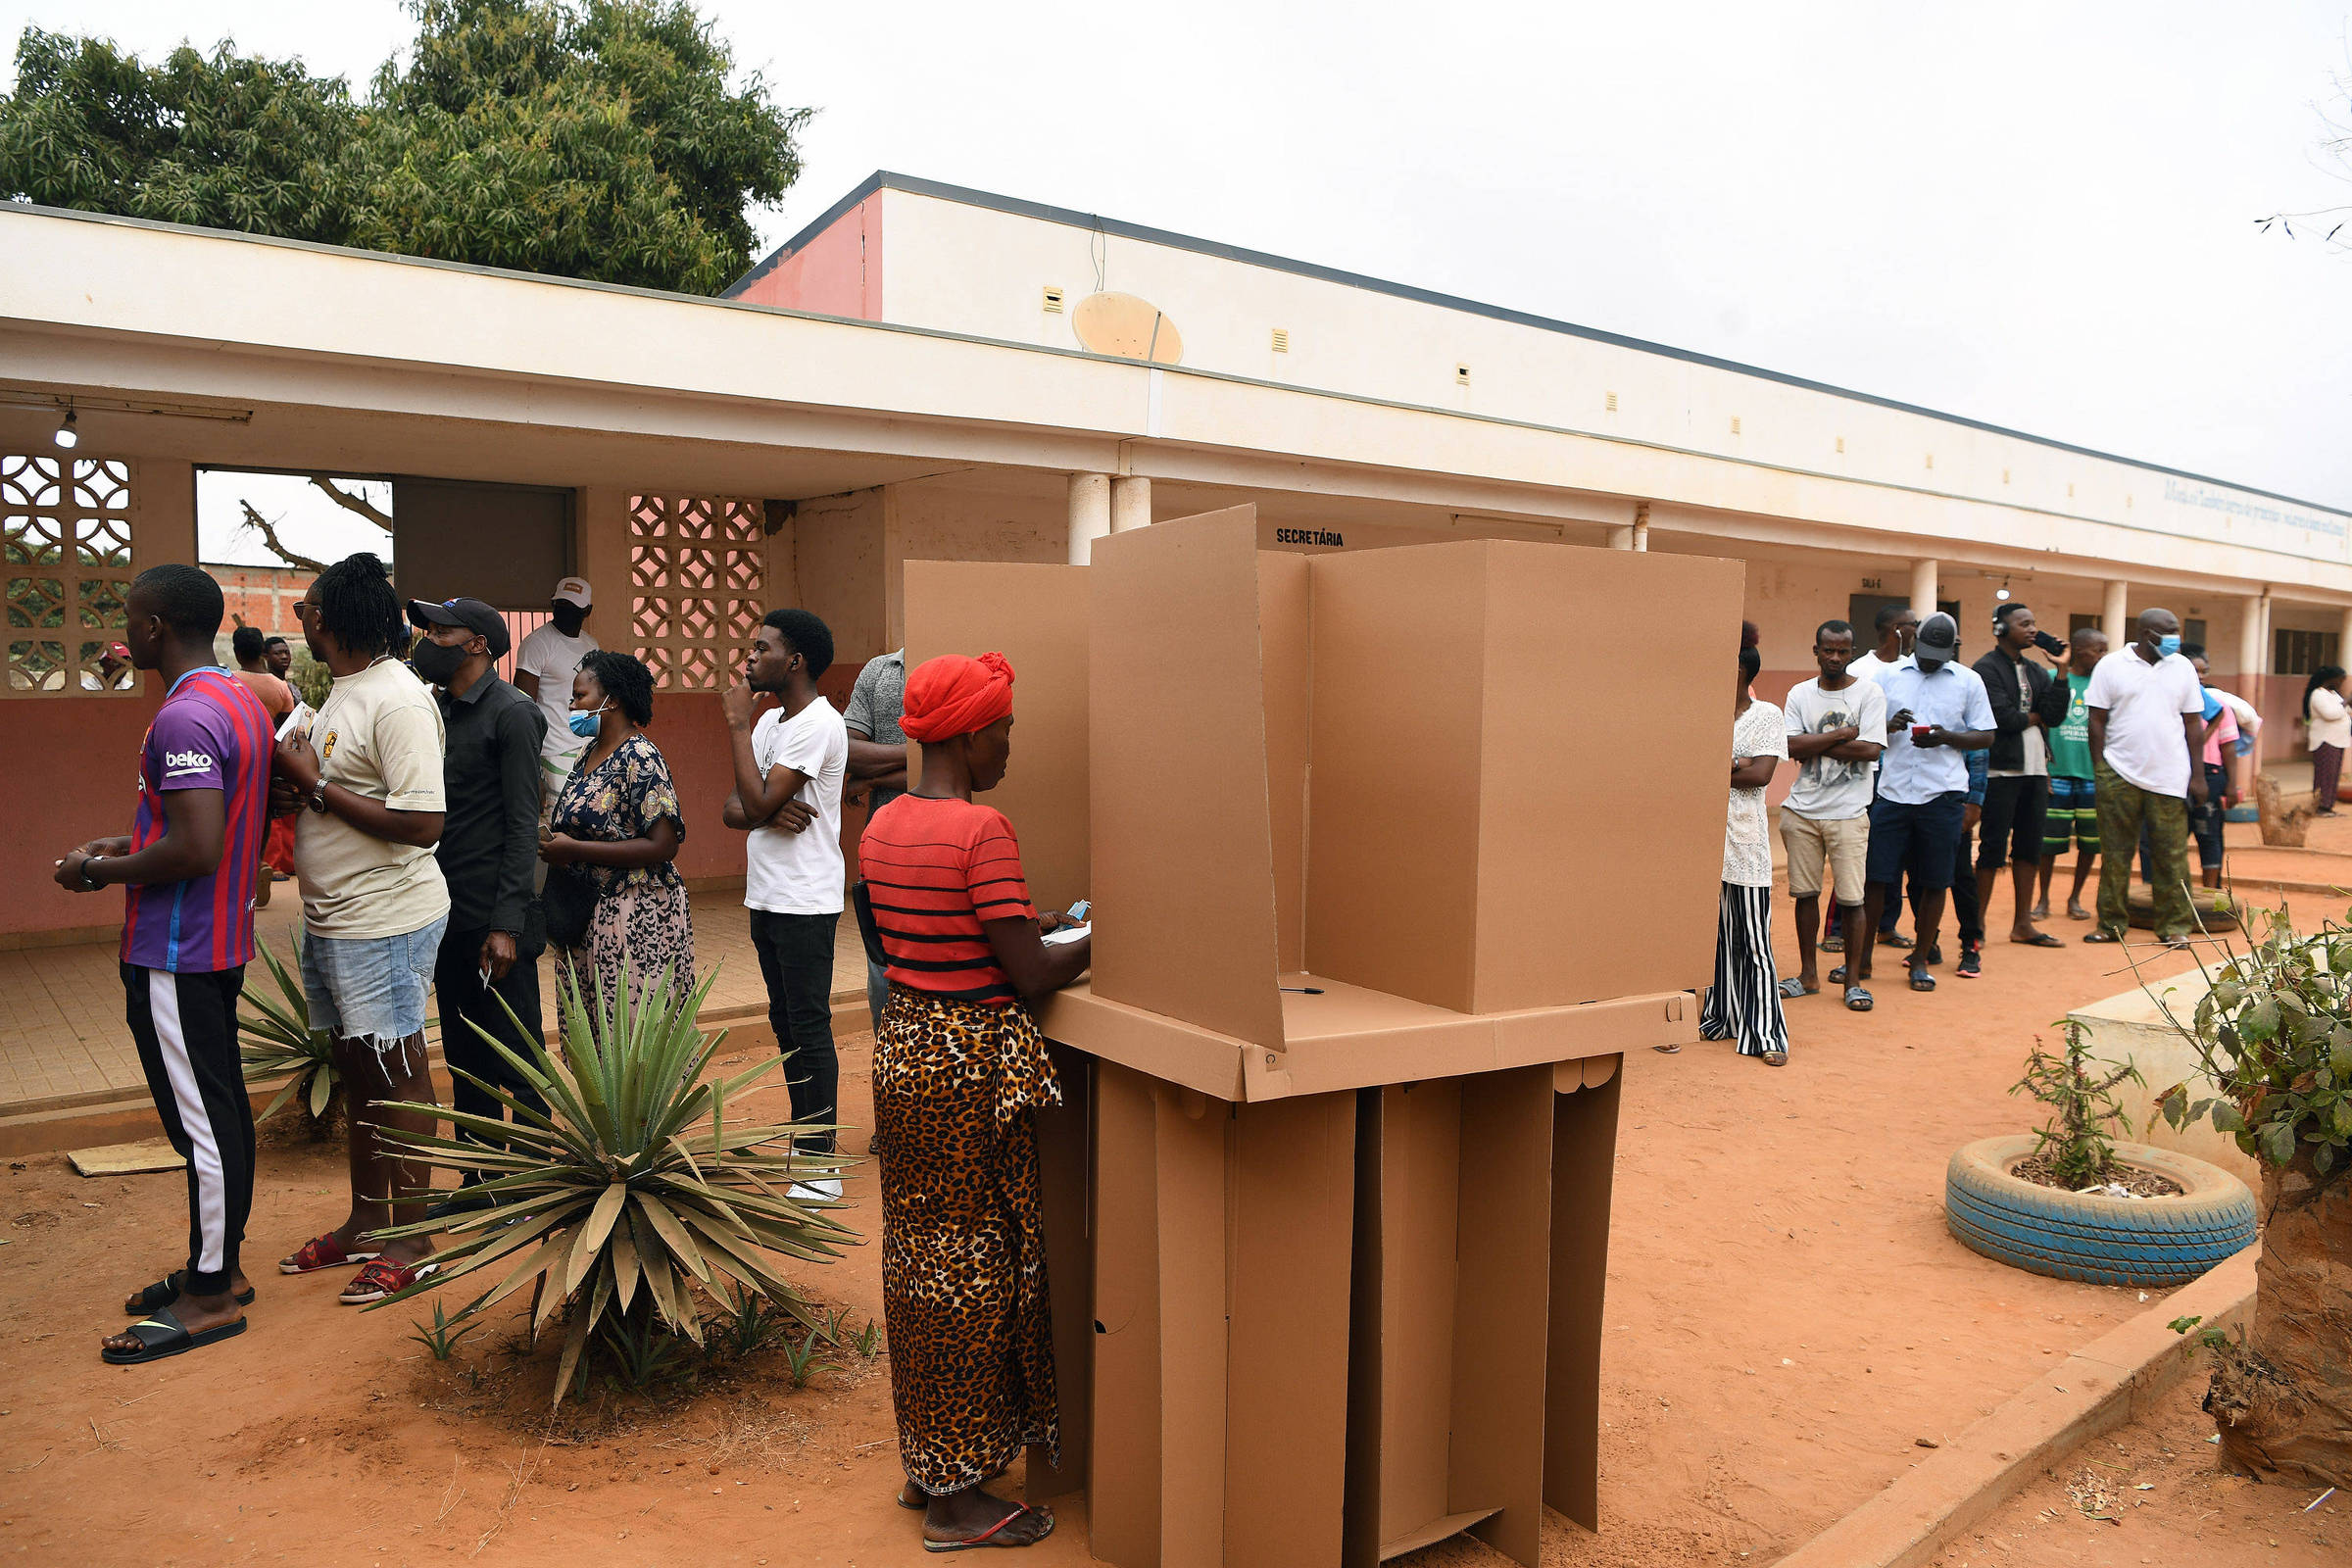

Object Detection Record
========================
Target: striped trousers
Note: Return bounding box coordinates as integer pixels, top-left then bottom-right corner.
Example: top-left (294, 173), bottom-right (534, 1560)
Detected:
top-left (1699, 883), bottom-right (1789, 1057)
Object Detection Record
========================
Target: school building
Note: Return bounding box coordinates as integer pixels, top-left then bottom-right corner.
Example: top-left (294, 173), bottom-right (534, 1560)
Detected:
top-left (4, 171), bottom-right (2347, 950)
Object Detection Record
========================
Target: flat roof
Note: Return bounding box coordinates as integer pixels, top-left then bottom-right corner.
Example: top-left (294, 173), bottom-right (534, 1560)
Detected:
top-left (731, 171), bottom-right (2349, 521)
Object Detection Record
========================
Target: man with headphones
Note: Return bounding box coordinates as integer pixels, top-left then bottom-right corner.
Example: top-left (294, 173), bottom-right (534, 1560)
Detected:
top-left (1971, 602), bottom-right (2072, 961)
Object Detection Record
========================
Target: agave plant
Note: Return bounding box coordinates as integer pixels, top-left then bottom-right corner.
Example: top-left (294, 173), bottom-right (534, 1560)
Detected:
top-left (236, 934), bottom-right (341, 1123)
top-left (364, 962), bottom-right (858, 1407)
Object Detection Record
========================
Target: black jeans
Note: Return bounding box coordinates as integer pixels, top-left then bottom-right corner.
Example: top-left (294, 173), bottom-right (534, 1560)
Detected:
top-left (433, 925), bottom-right (548, 1177)
top-left (749, 909), bottom-right (839, 1152)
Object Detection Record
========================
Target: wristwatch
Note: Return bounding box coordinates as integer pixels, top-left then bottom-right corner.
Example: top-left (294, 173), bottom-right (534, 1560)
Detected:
top-left (76, 854), bottom-right (106, 891)
top-left (305, 780), bottom-right (330, 814)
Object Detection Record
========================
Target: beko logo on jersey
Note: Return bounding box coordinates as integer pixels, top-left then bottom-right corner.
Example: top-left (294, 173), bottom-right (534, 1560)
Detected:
top-left (163, 749), bottom-right (215, 775)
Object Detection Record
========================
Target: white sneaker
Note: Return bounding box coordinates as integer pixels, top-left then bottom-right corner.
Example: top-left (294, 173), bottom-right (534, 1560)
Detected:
top-left (789, 1175), bottom-right (843, 1204)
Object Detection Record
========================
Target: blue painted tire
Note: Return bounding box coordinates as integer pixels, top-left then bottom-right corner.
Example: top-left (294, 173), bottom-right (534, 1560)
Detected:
top-left (1945, 1135), bottom-right (2256, 1289)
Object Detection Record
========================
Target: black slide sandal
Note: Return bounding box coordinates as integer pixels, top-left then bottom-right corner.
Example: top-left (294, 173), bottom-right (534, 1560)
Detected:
top-left (1908, 966), bottom-right (1936, 993)
top-left (126, 1271), bottom-right (255, 1314)
top-left (1844, 985), bottom-right (1873, 1012)
top-left (101, 1303), bottom-right (247, 1364)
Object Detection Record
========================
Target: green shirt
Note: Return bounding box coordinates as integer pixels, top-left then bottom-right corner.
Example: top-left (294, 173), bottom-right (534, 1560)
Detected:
top-left (2048, 671), bottom-right (2094, 779)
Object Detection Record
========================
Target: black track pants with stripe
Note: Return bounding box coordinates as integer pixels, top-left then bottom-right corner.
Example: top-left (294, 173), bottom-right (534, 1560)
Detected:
top-left (123, 963), bottom-right (256, 1297)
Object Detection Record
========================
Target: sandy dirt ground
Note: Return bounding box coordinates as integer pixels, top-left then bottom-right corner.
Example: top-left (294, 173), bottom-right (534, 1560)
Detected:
top-left (1925, 1375), bottom-right (2345, 1567)
top-left (0, 877), bottom-right (2323, 1568)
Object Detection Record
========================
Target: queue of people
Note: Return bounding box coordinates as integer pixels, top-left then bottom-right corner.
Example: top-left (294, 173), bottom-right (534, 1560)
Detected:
top-left (55, 553), bottom-right (1087, 1551)
top-left (1705, 601), bottom-right (2258, 1065)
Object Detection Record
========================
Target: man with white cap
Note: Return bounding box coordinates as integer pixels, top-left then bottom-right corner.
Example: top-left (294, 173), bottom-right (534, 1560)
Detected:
top-left (514, 576), bottom-right (599, 819)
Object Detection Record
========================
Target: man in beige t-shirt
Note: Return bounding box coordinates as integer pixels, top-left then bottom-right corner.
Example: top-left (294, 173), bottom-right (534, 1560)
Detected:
top-left (270, 553), bottom-right (450, 1303)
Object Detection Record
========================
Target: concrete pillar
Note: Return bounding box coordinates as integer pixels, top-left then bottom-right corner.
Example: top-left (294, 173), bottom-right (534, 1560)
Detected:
top-left (2339, 604), bottom-right (2352, 672)
top-left (1607, 526), bottom-right (1635, 551)
top-left (2102, 580), bottom-right (2130, 639)
top-left (1631, 501), bottom-right (1650, 552)
top-left (2239, 594), bottom-right (2270, 771)
top-left (1067, 473), bottom-right (1112, 565)
top-left (1109, 474), bottom-right (1152, 533)
top-left (1910, 558), bottom-right (1938, 616)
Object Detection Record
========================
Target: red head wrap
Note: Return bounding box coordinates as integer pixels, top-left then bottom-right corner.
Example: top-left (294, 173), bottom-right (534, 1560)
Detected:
top-left (901, 652), bottom-right (1016, 743)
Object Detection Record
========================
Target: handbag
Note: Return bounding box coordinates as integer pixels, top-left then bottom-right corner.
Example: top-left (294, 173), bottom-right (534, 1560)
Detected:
top-left (541, 863), bottom-right (597, 950)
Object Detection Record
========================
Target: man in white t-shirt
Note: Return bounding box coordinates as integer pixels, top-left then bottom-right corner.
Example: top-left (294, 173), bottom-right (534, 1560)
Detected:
top-left (513, 576), bottom-right (598, 821)
top-left (722, 608), bottom-right (849, 1188)
top-left (1780, 619), bottom-right (1886, 1007)
top-left (2084, 607), bottom-right (2206, 950)
top-left (1833, 602), bottom-right (1917, 954)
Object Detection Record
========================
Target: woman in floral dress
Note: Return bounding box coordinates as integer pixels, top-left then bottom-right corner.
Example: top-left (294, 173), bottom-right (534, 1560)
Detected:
top-left (539, 651), bottom-right (695, 1006)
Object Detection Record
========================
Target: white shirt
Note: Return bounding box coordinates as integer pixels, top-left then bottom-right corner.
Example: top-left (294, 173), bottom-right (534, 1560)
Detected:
top-left (1724, 699), bottom-right (1788, 888)
top-left (745, 696), bottom-right (849, 915)
top-left (2308, 687), bottom-right (2350, 751)
top-left (1781, 676), bottom-right (1886, 821)
top-left (2083, 649), bottom-right (2204, 797)
top-left (514, 625), bottom-right (599, 766)
top-left (1846, 648), bottom-right (1912, 684)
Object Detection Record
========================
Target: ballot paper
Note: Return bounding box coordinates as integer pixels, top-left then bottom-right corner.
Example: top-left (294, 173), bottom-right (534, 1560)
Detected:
top-left (1043, 923), bottom-right (1090, 948)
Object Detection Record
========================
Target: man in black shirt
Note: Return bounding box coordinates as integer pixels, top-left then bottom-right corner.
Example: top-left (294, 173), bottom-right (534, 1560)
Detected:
top-left (1972, 603), bottom-right (2071, 953)
top-left (406, 596), bottom-right (549, 1199)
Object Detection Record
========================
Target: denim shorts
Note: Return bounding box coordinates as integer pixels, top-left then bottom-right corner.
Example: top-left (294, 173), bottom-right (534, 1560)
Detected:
top-left (300, 913), bottom-right (447, 1045)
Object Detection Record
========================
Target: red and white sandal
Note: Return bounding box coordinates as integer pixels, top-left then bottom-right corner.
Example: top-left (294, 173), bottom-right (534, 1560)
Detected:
top-left (339, 1256), bottom-right (435, 1305)
top-left (279, 1232), bottom-right (379, 1275)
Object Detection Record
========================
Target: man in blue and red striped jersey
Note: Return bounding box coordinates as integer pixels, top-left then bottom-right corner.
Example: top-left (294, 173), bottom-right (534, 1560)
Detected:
top-left (54, 564), bottom-right (273, 1365)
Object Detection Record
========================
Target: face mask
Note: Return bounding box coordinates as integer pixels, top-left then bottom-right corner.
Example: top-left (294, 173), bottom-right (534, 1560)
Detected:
top-left (2156, 635), bottom-right (2182, 658)
top-left (568, 704), bottom-right (609, 738)
top-left (410, 638), bottom-right (468, 686)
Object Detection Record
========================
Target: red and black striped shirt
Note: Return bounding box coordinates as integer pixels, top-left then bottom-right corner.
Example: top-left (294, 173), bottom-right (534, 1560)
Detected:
top-left (858, 795), bottom-right (1037, 1007)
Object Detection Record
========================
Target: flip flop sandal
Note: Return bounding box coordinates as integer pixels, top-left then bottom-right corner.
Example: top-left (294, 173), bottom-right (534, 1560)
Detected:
top-left (1761, 1051), bottom-right (1788, 1067)
top-left (280, 1232), bottom-right (378, 1275)
top-left (924, 1504), bottom-right (1054, 1553)
top-left (126, 1271), bottom-right (255, 1314)
top-left (1820, 935), bottom-right (1844, 953)
top-left (340, 1256), bottom-right (435, 1305)
top-left (101, 1303), bottom-right (247, 1365)
top-left (2013, 933), bottom-right (2065, 948)
top-left (1908, 967), bottom-right (1936, 992)
top-left (1881, 933), bottom-right (1915, 950)
top-left (1776, 977), bottom-right (1813, 999)
top-left (1829, 965), bottom-right (1848, 985)
top-left (1843, 985), bottom-right (1873, 1012)
top-left (2082, 930), bottom-right (2123, 945)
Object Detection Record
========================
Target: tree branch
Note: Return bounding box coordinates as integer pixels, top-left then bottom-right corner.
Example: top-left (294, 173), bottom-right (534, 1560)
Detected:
top-left (305, 474), bottom-right (393, 531)
top-left (238, 500), bottom-right (330, 574)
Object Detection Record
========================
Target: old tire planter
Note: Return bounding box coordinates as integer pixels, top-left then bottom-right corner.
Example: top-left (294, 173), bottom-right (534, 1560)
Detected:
top-left (1945, 1135), bottom-right (2256, 1289)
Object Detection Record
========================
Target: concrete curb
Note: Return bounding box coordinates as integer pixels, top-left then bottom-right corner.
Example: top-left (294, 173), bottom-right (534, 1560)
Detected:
top-left (1771, 1248), bottom-right (2257, 1568)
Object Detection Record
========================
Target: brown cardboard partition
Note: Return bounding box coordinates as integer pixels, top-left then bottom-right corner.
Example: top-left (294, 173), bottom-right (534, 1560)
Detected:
top-left (901, 505), bottom-right (1737, 1567)
top-left (902, 559), bottom-right (1091, 912)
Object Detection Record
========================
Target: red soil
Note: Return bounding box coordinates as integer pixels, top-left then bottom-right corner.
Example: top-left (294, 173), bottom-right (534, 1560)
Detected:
top-left (0, 888), bottom-right (2319, 1566)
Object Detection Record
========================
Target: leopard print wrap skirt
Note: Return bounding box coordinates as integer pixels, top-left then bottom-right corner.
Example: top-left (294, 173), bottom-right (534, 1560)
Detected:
top-left (872, 985), bottom-right (1061, 1495)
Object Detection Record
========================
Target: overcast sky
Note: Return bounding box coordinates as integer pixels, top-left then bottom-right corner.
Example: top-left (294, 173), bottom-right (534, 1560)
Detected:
top-left (12, 0), bottom-right (2352, 549)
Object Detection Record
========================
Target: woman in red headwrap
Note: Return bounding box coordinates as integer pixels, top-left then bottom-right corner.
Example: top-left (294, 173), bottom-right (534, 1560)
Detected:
top-left (858, 652), bottom-right (1090, 1552)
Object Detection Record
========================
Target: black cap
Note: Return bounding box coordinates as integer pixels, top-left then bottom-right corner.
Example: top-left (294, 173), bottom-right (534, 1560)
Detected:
top-left (407, 596), bottom-right (511, 657)
top-left (1915, 612), bottom-right (1960, 661)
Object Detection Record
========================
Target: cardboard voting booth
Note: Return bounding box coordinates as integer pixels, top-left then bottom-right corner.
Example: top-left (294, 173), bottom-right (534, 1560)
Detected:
top-left (903, 508), bottom-right (1742, 1568)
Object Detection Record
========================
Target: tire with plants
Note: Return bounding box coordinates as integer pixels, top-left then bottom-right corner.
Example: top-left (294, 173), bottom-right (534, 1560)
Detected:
top-left (1944, 1133), bottom-right (2255, 1288)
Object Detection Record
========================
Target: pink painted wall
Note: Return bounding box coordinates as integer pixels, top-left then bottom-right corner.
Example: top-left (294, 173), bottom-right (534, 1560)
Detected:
top-left (647, 662), bottom-right (876, 884)
top-left (732, 193), bottom-right (882, 319)
top-left (8, 697), bottom-right (162, 939)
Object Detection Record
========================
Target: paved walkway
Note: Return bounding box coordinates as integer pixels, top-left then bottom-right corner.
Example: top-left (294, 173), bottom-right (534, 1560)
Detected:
top-left (0, 884), bottom-right (868, 1119)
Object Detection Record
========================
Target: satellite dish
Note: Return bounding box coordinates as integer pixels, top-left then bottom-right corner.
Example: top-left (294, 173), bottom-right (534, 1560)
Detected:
top-left (1071, 291), bottom-right (1184, 365)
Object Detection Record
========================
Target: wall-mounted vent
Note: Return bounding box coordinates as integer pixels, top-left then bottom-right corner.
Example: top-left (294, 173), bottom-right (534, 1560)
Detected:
top-left (1729, 416), bottom-right (1741, 436)
top-left (1925, 453), bottom-right (1936, 470)
top-left (2001, 468), bottom-right (2011, 484)
top-left (1836, 436), bottom-right (1844, 454)
top-left (1271, 328), bottom-right (1290, 354)
top-left (1604, 391), bottom-right (1618, 413)
top-left (2067, 482), bottom-right (2076, 498)
top-left (1454, 363), bottom-right (1471, 386)
top-left (1042, 286), bottom-right (1065, 314)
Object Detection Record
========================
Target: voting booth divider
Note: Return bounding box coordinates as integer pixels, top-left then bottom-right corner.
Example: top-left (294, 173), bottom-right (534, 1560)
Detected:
top-left (902, 508), bottom-right (1744, 1568)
